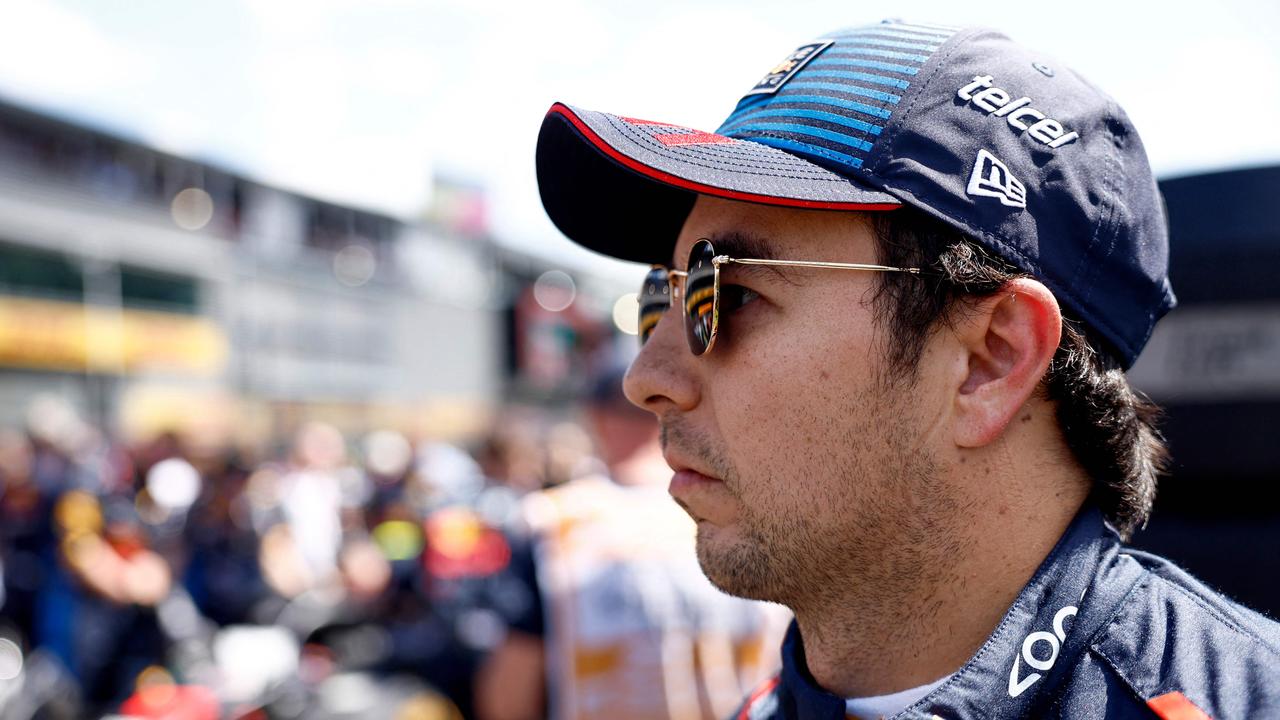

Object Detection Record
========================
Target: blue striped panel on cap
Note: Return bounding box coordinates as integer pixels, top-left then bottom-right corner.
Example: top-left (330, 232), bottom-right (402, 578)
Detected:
top-left (717, 21), bottom-right (958, 171)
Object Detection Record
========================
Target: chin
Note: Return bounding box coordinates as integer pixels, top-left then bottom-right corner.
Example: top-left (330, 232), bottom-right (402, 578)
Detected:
top-left (694, 522), bottom-right (785, 603)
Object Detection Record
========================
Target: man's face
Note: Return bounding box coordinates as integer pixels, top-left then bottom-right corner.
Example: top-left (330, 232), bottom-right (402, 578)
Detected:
top-left (624, 195), bottom-right (964, 610)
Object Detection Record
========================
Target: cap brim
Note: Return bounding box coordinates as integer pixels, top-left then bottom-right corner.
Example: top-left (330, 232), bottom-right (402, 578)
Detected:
top-left (536, 103), bottom-right (902, 265)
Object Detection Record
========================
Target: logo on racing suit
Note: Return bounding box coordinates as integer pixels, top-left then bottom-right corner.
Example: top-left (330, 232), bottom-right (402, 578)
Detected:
top-left (1008, 604), bottom-right (1078, 697)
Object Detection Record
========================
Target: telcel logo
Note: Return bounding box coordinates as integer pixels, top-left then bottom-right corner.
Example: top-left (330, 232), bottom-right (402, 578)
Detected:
top-left (1008, 604), bottom-right (1078, 697)
top-left (957, 75), bottom-right (1080, 149)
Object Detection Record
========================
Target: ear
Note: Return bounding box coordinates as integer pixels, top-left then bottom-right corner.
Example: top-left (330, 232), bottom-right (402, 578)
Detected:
top-left (952, 278), bottom-right (1061, 448)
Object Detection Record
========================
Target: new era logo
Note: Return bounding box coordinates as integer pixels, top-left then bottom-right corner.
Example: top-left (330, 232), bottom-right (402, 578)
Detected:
top-left (967, 149), bottom-right (1027, 209)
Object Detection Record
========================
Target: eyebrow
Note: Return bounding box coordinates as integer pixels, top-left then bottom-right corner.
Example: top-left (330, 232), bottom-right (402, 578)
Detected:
top-left (702, 230), bottom-right (803, 285)
top-left (705, 230), bottom-right (777, 261)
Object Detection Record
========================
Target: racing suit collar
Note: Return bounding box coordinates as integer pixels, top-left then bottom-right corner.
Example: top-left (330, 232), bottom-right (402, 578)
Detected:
top-left (774, 503), bottom-right (1139, 719)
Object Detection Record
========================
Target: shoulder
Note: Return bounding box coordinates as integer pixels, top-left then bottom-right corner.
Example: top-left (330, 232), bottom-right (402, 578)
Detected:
top-left (1065, 548), bottom-right (1280, 718)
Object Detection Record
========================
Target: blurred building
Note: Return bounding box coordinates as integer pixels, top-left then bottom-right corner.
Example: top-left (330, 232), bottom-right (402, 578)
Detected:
top-left (0, 97), bottom-right (512, 445)
top-left (1128, 164), bottom-right (1280, 618)
top-left (496, 247), bottom-right (635, 406)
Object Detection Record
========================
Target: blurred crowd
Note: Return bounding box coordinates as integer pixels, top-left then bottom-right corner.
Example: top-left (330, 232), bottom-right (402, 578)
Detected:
top-left (0, 384), bottom-right (784, 720)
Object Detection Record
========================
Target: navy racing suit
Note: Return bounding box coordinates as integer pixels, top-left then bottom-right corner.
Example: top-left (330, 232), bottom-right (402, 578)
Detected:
top-left (733, 505), bottom-right (1280, 719)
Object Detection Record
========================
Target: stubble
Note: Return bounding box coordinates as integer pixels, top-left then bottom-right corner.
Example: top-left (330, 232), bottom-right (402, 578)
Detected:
top-left (664, 384), bottom-right (969, 624)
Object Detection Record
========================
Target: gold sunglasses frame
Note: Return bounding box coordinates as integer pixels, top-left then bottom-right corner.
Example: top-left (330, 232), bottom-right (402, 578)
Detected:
top-left (644, 239), bottom-right (922, 355)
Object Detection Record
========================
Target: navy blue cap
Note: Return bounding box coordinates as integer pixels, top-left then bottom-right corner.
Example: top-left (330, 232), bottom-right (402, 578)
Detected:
top-left (536, 20), bottom-right (1176, 368)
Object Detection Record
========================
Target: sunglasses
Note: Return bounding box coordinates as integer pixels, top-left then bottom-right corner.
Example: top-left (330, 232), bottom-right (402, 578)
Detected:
top-left (639, 238), bottom-right (922, 355)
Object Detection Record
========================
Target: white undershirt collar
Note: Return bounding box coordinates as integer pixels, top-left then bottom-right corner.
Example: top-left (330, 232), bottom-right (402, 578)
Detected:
top-left (844, 674), bottom-right (951, 719)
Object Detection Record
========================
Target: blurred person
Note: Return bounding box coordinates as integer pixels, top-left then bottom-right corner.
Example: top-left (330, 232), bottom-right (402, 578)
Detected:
top-left (411, 440), bottom-right (492, 519)
top-left (49, 491), bottom-right (172, 700)
top-left (0, 416), bottom-right (87, 713)
top-left (133, 445), bottom-right (204, 576)
top-left (22, 396), bottom-right (102, 508)
top-left (276, 421), bottom-right (349, 588)
top-left (474, 415), bottom-right (547, 496)
top-left (364, 429), bottom-right (416, 517)
top-left (34, 433), bottom-right (172, 711)
top-left (476, 366), bottom-right (787, 720)
top-left (257, 421), bottom-right (381, 601)
top-left (2, 400), bottom-right (166, 705)
top-left (298, 429), bottom-right (535, 719)
top-left (539, 421), bottom-right (595, 490)
top-left (392, 502), bottom-right (529, 720)
top-left (181, 446), bottom-right (269, 627)
top-left (0, 428), bottom-right (43, 640)
top-left (533, 19), bottom-right (1280, 720)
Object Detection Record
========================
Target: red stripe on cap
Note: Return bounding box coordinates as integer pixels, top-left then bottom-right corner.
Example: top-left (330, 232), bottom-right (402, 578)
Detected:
top-left (547, 103), bottom-right (901, 212)
top-left (620, 116), bottom-right (670, 126)
top-left (1147, 692), bottom-right (1213, 720)
top-left (656, 131), bottom-right (736, 147)
top-left (737, 675), bottom-right (781, 720)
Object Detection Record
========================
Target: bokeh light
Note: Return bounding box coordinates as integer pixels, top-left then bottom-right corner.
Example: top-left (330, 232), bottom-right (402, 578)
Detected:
top-left (0, 638), bottom-right (22, 681)
top-left (372, 520), bottom-right (425, 562)
top-left (170, 187), bottom-right (214, 230)
top-left (334, 244), bottom-right (378, 287)
top-left (612, 292), bottom-right (639, 335)
top-left (146, 457), bottom-right (202, 512)
top-left (532, 270), bottom-right (575, 312)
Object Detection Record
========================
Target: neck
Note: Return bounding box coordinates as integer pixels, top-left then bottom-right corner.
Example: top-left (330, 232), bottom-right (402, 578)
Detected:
top-left (793, 434), bottom-right (1090, 698)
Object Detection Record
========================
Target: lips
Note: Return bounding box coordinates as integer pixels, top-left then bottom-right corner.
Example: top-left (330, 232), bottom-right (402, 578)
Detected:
top-left (669, 467), bottom-right (721, 499)
top-left (661, 434), bottom-right (733, 521)
top-left (667, 466), bottom-right (733, 526)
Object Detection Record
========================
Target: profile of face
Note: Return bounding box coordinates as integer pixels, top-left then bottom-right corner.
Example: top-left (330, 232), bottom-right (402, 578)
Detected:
top-left (623, 195), bottom-right (968, 610)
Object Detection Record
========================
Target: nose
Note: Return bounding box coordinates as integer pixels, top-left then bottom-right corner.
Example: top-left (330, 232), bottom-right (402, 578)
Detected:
top-left (623, 307), bottom-right (700, 415)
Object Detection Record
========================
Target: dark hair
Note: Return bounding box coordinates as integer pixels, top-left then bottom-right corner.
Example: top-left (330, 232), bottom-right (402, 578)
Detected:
top-left (869, 209), bottom-right (1167, 540)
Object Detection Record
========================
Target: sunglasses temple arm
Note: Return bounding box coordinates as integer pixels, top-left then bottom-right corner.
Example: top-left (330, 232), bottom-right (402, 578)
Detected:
top-left (716, 256), bottom-right (921, 274)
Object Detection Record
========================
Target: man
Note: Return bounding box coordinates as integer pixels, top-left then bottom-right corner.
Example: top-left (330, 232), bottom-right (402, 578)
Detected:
top-left (533, 19), bottom-right (1280, 720)
top-left (476, 367), bottom-right (787, 720)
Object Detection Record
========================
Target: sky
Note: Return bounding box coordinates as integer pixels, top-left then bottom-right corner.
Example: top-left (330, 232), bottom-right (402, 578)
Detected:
top-left (1, 0), bottom-right (1277, 283)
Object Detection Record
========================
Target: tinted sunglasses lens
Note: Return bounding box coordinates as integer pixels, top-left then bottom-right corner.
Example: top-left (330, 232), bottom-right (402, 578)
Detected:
top-left (638, 266), bottom-right (671, 345)
top-left (684, 240), bottom-right (718, 355)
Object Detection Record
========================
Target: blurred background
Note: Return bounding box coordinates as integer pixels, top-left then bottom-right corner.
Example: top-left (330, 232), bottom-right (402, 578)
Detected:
top-left (0, 0), bottom-right (1275, 718)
